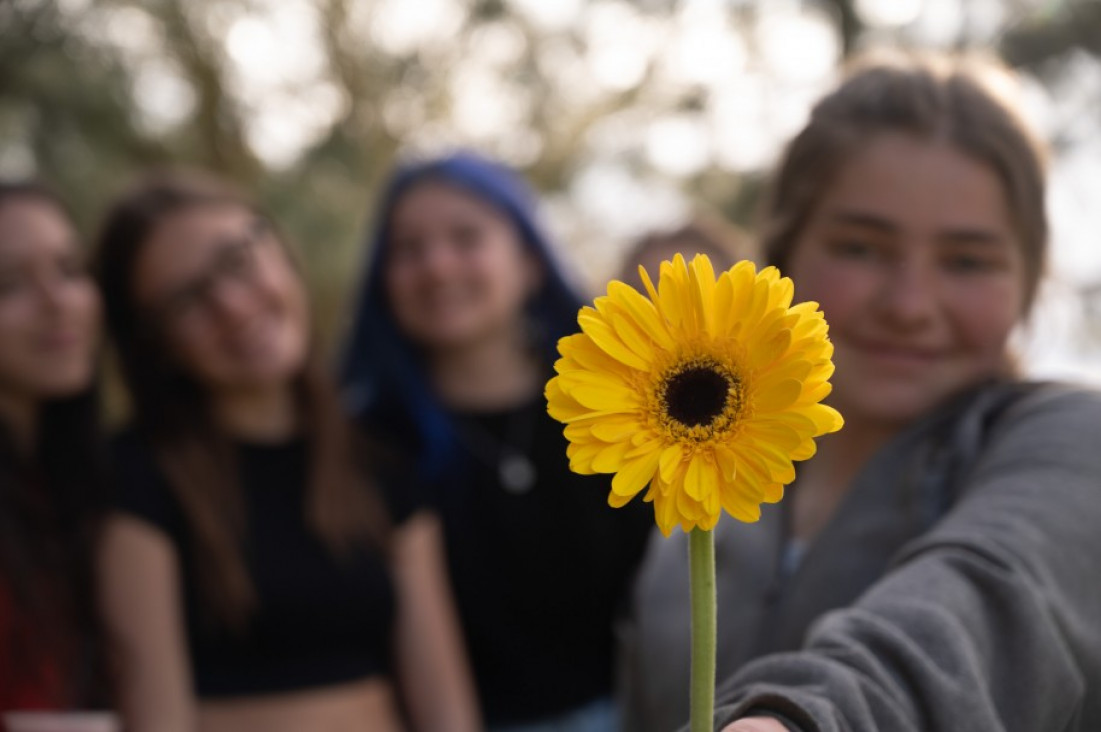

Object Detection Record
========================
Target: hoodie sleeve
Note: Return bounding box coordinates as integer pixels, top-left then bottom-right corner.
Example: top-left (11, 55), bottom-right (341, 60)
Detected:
top-left (710, 385), bottom-right (1101, 732)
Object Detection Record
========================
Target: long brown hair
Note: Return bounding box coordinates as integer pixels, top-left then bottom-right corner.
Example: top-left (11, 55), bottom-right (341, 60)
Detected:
top-left (760, 52), bottom-right (1048, 314)
top-left (94, 169), bottom-right (387, 629)
top-left (0, 181), bottom-right (107, 703)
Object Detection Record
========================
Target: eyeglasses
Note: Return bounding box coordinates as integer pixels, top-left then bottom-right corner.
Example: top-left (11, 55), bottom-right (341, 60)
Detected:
top-left (150, 218), bottom-right (271, 331)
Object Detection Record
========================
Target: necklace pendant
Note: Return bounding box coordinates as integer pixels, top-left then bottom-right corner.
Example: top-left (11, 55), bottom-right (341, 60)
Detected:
top-left (499, 453), bottom-right (537, 494)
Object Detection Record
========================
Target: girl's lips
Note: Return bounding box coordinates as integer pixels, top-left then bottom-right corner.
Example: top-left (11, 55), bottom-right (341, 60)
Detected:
top-left (35, 331), bottom-right (84, 351)
top-left (848, 339), bottom-right (947, 364)
top-left (226, 317), bottom-right (279, 359)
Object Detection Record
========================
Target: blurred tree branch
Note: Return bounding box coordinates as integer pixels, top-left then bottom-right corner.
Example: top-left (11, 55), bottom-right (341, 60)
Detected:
top-left (1000, 0), bottom-right (1101, 67)
top-left (1, 0), bottom-right (1097, 350)
top-left (0, 0), bottom-right (169, 227)
top-left (111, 0), bottom-right (261, 182)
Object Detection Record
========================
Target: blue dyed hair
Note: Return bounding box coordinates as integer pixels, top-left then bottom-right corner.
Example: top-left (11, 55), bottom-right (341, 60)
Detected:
top-left (340, 151), bottom-right (585, 478)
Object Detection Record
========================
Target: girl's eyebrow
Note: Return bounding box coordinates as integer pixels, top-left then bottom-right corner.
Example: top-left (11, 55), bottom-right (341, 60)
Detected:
top-left (826, 210), bottom-right (897, 233)
top-left (827, 209), bottom-right (1007, 245)
top-left (936, 228), bottom-right (1007, 246)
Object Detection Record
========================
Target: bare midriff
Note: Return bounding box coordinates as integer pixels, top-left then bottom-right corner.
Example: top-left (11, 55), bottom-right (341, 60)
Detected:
top-left (197, 677), bottom-right (403, 732)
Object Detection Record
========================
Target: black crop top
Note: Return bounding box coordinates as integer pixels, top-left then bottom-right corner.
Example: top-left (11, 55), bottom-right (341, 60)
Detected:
top-left (111, 429), bottom-right (414, 698)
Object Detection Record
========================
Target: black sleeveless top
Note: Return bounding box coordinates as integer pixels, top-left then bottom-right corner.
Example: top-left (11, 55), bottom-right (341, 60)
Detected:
top-left (111, 429), bottom-right (413, 698)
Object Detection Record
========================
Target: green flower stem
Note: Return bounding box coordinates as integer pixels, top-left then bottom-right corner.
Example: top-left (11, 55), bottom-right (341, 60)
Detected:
top-left (689, 527), bottom-right (717, 732)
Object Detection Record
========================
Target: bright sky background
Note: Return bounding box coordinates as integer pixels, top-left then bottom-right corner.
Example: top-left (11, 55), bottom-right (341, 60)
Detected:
top-left (70, 0), bottom-right (1101, 383)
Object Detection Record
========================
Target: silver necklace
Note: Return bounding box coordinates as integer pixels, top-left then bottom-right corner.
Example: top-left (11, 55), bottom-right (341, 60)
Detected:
top-left (453, 404), bottom-right (539, 495)
top-left (497, 451), bottom-right (538, 494)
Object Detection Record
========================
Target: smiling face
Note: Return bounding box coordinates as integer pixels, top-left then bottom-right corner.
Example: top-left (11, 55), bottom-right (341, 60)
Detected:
top-left (787, 133), bottom-right (1026, 427)
top-left (384, 182), bottom-right (540, 353)
top-left (133, 204), bottom-right (309, 395)
top-left (0, 197), bottom-right (100, 404)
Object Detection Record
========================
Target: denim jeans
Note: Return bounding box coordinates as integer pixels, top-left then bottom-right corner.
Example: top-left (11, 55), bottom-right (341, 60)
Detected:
top-left (489, 697), bottom-right (620, 732)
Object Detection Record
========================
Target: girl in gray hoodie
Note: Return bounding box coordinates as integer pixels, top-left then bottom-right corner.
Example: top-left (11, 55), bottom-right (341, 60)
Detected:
top-left (622, 53), bottom-right (1101, 732)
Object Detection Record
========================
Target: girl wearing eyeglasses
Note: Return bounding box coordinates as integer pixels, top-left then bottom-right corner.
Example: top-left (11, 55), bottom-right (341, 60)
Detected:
top-left (93, 170), bottom-right (479, 732)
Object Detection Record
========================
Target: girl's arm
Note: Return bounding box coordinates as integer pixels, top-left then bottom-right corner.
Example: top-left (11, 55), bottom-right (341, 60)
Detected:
top-left (98, 514), bottom-right (196, 732)
top-left (391, 511), bottom-right (482, 732)
top-left (712, 387), bottom-right (1101, 732)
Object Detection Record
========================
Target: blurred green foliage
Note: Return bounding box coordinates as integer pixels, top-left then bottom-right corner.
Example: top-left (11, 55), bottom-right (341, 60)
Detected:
top-left (2, 0), bottom-right (1099, 355)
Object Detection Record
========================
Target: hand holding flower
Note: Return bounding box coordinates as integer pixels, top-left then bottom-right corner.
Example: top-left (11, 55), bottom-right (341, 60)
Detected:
top-left (722, 718), bottom-right (790, 732)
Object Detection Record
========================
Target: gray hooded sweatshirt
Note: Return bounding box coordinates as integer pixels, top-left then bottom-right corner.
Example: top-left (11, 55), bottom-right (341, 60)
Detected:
top-left (619, 381), bottom-right (1101, 732)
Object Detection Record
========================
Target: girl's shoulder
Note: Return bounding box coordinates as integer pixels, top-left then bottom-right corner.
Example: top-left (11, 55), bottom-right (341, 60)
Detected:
top-left (955, 380), bottom-right (1101, 498)
top-left (984, 380), bottom-right (1101, 442)
top-left (107, 426), bottom-right (183, 534)
top-left (349, 422), bottom-right (427, 525)
top-left (934, 379), bottom-right (1101, 452)
top-left (902, 380), bottom-right (1100, 526)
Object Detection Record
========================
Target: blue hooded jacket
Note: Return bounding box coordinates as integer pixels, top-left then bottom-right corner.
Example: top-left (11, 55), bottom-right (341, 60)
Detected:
top-left (339, 151), bottom-right (586, 478)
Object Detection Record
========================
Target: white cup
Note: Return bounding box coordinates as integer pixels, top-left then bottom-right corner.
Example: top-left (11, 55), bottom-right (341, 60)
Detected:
top-left (2, 712), bottom-right (120, 732)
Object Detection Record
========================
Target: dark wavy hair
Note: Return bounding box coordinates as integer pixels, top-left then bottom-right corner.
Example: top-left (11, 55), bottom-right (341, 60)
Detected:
top-left (340, 151), bottom-right (586, 478)
top-left (0, 180), bottom-right (107, 704)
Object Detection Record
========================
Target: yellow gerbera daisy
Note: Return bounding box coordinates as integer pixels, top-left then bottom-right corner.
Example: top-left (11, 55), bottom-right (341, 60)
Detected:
top-left (546, 253), bottom-right (842, 536)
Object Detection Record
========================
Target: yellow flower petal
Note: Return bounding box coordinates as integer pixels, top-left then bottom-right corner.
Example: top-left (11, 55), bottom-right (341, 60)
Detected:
top-left (566, 379), bottom-right (641, 412)
top-left (746, 421), bottom-right (802, 452)
top-left (801, 379), bottom-right (833, 405)
top-left (654, 490), bottom-right (679, 537)
top-left (743, 276), bottom-right (775, 328)
top-left (560, 335), bottom-right (635, 378)
top-left (757, 357), bottom-right (814, 387)
top-left (790, 438), bottom-right (817, 461)
top-left (747, 328), bottom-right (794, 372)
top-left (702, 490), bottom-right (722, 524)
top-left (562, 422), bottom-right (597, 444)
top-left (753, 378), bottom-right (803, 413)
top-left (608, 311), bottom-right (658, 363)
top-left (714, 445), bottom-right (738, 482)
top-left (805, 403), bottom-right (844, 435)
top-left (676, 486), bottom-right (701, 517)
top-left (578, 312), bottom-right (651, 371)
top-left (720, 488), bottom-right (762, 523)
top-left (608, 491), bottom-right (634, 508)
top-left (545, 378), bottom-right (593, 422)
top-left (590, 415), bottom-right (645, 442)
top-left (610, 449), bottom-right (661, 497)
top-left (683, 453), bottom-right (708, 500)
top-left (762, 483), bottom-right (785, 503)
top-left (711, 273), bottom-right (734, 339)
top-left (688, 254), bottom-right (717, 334)
top-left (655, 444), bottom-right (682, 484)
top-left (769, 460), bottom-right (796, 484)
top-left (591, 440), bottom-right (632, 473)
top-left (606, 281), bottom-right (676, 351)
top-left (638, 265), bottom-right (660, 305)
top-left (654, 261), bottom-right (681, 325)
top-left (728, 449), bottom-right (770, 488)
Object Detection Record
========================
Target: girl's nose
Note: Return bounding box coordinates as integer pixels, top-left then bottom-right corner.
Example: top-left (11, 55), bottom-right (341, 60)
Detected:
top-left (875, 258), bottom-right (939, 330)
top-left (33, 272), bottom-right (80, 315)
top-left (206, 275), bottom-right (256, 324)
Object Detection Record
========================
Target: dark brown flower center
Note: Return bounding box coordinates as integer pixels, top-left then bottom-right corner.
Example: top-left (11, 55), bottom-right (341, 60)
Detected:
top-left (662, 365), bottom-right (733, 428)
